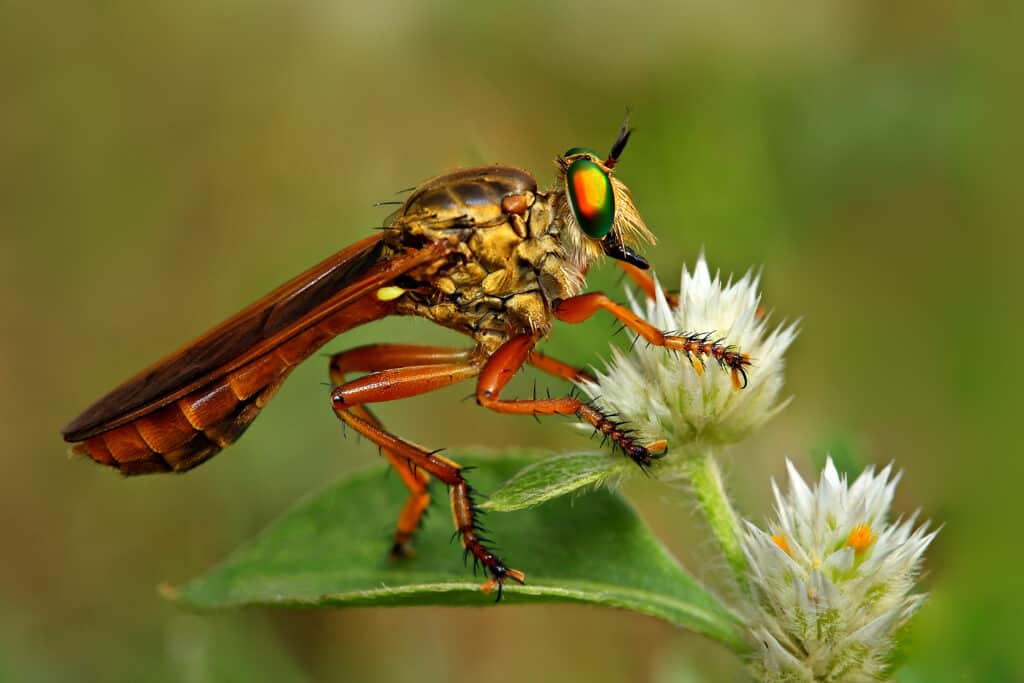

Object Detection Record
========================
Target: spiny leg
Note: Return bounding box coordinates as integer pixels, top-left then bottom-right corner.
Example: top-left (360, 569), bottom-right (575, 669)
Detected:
top-left (328, 353), bottom-right (525, 597)
top-left (554, 292), bottom-right (751, 389)
top-left (329, 344), bottom-right (474, 557)
top-left (477, 335), bottom-right (666, 468)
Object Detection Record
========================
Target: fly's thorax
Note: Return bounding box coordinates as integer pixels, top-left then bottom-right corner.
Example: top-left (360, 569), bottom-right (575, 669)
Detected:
top-left (391, 214), bottom-right (565, 350)
top-left (523, 192), bottom-right (587, 301)
top-left (383, 166), bottom-right (585, 352)
top-left (397, 165), bottom-right (537, 232)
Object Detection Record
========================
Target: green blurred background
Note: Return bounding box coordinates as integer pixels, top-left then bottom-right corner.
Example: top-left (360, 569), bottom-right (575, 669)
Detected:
top-left (3, 1), bottom-right (1019, 681)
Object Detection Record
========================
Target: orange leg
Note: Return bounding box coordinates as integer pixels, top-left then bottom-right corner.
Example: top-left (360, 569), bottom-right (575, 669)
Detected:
top-left (554, 292), bottom-right (751, 389)
top-left (477, 335), bottom-right (667, 467)
top-left (329, 345), bottom-right (474, 557)
top-left (527, 349), bottom-right (595, 384)
top-left (618, 260), bottom-right (767, 321)
top-left (617, 260), bottom-right (679, 308)
top-left (328, 346), bottom-right (525, 598)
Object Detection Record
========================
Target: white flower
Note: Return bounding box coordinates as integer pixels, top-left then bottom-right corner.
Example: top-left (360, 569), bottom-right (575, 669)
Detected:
top-left (740, 458), bottom-right (938, 683)
top-left (577, 255), bottom-right (798, 452)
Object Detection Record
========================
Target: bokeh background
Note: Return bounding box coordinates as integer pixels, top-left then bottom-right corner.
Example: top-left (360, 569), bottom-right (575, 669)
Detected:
top-left (3, 2), bottom-right (1019, 681)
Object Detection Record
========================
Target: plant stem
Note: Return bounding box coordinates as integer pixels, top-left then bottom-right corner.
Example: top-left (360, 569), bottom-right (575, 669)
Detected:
top-left (684, 448), bottom-right (750, 596)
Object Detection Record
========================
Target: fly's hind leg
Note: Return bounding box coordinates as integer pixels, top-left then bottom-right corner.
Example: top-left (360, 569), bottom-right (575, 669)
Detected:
top-left (329, 345), bottom-right (473, 557)
top-left (341, 401), bottom-right (431, 559)
top-left (328, 344), bottom-right (525, 597)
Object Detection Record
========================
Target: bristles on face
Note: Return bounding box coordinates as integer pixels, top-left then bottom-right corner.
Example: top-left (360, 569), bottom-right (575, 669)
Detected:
top-left (610, 177), bottom-right (655, 250)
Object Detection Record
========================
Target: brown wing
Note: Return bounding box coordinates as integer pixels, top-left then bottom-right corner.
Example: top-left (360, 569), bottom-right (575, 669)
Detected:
top-left (63, 235), bottom-right (449, 442)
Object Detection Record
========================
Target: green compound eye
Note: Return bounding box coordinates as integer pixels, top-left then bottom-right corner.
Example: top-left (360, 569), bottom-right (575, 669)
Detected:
top-left (562, 146), bottom-right (599, 159)
top-left (566, 158), bottom-right (615, 239)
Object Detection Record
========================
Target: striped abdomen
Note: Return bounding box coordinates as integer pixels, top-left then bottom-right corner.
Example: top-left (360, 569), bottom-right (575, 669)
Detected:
top-left (72, 298), bottom-right (388, 475)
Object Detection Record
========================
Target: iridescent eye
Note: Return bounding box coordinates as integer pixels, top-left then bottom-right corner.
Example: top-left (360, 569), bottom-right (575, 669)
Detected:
top-left (563, 146), bottom-right (599, 159)
top-left (566, 158), bottom-right (614, 238)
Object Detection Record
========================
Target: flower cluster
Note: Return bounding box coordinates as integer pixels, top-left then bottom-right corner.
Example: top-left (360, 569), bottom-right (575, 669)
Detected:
top-left (739, 458), bottom-right (937, 682)
top-left (569, 253), bottom-right (937, 681)
top-left (576, 255), bottom-right (798, 453)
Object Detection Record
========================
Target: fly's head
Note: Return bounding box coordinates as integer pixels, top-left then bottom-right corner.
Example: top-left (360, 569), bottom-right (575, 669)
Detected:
top-left (553, 115), bottom-right (656, 276)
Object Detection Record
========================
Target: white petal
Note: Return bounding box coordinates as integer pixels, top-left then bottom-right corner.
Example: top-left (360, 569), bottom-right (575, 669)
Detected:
top-left (739, 455), bottom-right (937, 681)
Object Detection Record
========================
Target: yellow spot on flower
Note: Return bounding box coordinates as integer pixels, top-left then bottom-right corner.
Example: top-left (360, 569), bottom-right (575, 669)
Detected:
top-left (847, 523), bottom-right (876, 555)
top-left (771, 534), bottom-right (792, 557)
top-left (376, 286), bottom-right (406, 302)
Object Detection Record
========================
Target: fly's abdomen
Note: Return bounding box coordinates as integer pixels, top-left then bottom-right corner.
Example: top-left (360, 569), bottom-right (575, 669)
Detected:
top-left (71, 297), bottom-right (392, 475)
top-left (73, 364), bottom-right (289, 475)
top-left (71, 329), bottom-right (329, 474)
top-left (399, 166), bottom-right (537, 228)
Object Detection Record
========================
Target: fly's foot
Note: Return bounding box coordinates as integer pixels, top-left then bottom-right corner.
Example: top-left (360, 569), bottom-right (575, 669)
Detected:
top-left (643, 439), bottom-right (669, 460)
top-left (623, 439), bottom-right (668, 471)
top-left (451, 480), bottom-right (524, 601)
top-left (579, 404), bottom-right (667, 469)
top-left (389, 540), bottom-right (415, 560)
top-left (480, 563), bottom-right (527, 601)
top-left (463, 535), bottom-right (526, 601)
top-left (662, 332), bottom-right (752, 390)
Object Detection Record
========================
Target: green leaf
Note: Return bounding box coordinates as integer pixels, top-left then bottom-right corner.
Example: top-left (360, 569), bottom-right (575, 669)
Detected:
top-left (480, 450), bottom-right (629, 512)
top-left (167, 453), bottom-right (745, 651)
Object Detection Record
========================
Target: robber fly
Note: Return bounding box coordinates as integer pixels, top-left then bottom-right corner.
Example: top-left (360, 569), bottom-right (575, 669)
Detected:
top-left (62, 117), bottom-right (751, 599)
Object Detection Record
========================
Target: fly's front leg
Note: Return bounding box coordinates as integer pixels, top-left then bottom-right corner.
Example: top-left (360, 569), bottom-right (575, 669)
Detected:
top-left (616, 260), bottom-right (679, 308)
top-left (617, 261), bottom-right (766, 320)
top-left (329, 345), bottom-right (473, 557)
top-left (554, 292), bottom-right (752, 389)
top-left (328, 347), bottom-right (525, 597)
top-left (477, 335), bottom-right (667, 468)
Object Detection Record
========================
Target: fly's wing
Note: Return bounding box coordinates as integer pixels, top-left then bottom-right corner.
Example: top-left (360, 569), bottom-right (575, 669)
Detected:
top-left (63, 235), bottom-right (450, 442)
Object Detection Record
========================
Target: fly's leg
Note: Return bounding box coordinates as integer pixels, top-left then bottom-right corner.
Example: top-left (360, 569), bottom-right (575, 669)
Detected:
top-left (616, 260), bottom-right (679, 307)
top-left (616, 261), bottom-right (766, 320)
top-left (527, 350), bottom-right (596, 384)
top-left (527, 349), bottom-right (669, 463)
top-left (329, 345), bottom-right (473, 557)
top-left (554, 292), bottom-right (752, 389)
top-left (328, 351), bottom-right (525, 597)
top-left (477, 335), bottom-right (667, 468)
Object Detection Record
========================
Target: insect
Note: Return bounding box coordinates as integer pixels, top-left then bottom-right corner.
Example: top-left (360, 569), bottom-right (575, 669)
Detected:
top-left (62, 117), bottom-right (751, 599)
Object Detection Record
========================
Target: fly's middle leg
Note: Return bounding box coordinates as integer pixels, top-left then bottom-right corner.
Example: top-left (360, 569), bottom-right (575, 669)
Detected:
top-left (329, 344), bottom-right (472, 556)
top-left (477, 335), bottom-right (667, 468)
top-left (527, 349), bottom-right (596, 384)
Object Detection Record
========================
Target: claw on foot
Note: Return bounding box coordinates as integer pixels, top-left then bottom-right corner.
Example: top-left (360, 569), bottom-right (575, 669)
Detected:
top-left (389, 541), bottom-right (415, 560)
top-left (480, 567), bottom-right (526, 601)
top-left (645, 439), bottom-right (668, 458)
top-left (663, 332), bottom-right (751, 391)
